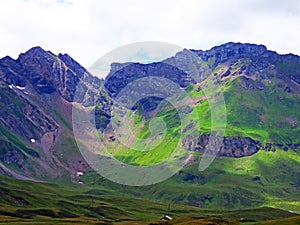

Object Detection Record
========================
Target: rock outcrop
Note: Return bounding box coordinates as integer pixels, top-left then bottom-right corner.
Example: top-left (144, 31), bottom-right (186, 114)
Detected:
top-left (104, 62), bottom-right (192, 98)
top-left (193, 42), bottom-right (269, 66)
top-left (183, 134), bottom-right (299, 157)
top-left (0, 46), bottom-right (104, 104)
top-left (0, 140), bottom-right (26, 166)
top-left (183, 134), bottom-right (261, 158)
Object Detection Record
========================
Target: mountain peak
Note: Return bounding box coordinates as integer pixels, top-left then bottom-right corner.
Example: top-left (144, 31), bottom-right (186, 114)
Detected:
top-left (58, 53), bottom-right (86, 78)
top-left (190, 42), bottom-right (269, 66)
top-left (22, 46), bottom-right (48, 56)
top-left (212, 42), bottom-right (267, 55)
top-left (17, 46), bottom-right (55, 67)
top-left (212, 42), bottom-right (267, 50)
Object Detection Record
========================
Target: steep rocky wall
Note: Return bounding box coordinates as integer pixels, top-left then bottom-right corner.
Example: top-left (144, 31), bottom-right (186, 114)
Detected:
top-left (182, 134), bottom-right (298, 158)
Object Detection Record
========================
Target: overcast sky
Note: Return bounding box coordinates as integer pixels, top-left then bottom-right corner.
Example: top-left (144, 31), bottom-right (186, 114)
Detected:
top-left (1, 0), bottom-right (300, 69)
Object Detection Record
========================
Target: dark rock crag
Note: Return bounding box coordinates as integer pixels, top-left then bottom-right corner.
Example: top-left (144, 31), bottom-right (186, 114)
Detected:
top-left (183, 134), bottom-right (298, 158)
top-left (183, 134), bottom-right (261, 158)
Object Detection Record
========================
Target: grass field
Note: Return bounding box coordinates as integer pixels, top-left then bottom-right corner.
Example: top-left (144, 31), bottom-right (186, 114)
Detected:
top-left (0, 176), bottom-right (299, 224)
top-left (78, 148), bottom-right (300, 216)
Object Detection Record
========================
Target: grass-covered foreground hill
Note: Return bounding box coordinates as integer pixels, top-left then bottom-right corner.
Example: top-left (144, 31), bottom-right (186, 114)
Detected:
top-left (0, 176), bottom-right (299, 224)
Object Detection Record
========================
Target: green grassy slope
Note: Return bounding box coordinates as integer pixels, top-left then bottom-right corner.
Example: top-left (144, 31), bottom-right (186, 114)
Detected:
top-left (222, 77), bottom-right (300, 144)
top-left (80, 149), bottom-right (300, 213)
top-left (0, 176), bottom-right (298, 224)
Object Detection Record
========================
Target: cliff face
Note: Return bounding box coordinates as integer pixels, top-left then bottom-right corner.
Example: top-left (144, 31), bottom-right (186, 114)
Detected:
top-left (0, 85), bottom-right (58, 141)
top-left (104, 62), bottom-right (192, 98)
top-left (193, 42), bottom-right (300, 83)
top-left (0, 47), bottom-right (106, 103)
top-left (193, 42), bottom-right (269, 65)
top-left (182, 134), bottom-right (299, 158)
top-left (0, 47), bottom-right (110, 180)
top-left (182, 135), bottom-right (261, 158)
top-left (0, 47), bottom-right (78, 144)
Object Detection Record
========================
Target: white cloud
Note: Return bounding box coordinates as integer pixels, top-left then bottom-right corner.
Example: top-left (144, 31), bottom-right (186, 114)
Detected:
top-left (0, 0), bottom-right (300, 69)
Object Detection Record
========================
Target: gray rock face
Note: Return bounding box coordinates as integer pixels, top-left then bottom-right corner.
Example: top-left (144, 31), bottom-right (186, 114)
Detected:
top-left (0, 47), bottom-right (112, 179)
top-left (0, 84), bottom-right (58, 141)
top-left (104, 62), bottom-right (191, 98)
top-left (0, 140), bottom-right (26, 166)
top-left (58, 53), bottom-right (102, 91)
top-left (0, 56), bottom-right (27, 87)
top-left (0, 46), bottom-right (112, 134)
top-left (183, 134), bottom-right (261, 158)
top-left (0, 46), bottom-right (103, 104)
top-left (192, 42), bottom-right (269, 66)
top-left (18, 47), bottom-right (57, 94)
top-left (192, 42), bottom-right (300, 83)
top-left (182, 134), bottom-right (299, 157)
top-left (103, 62), bottom-right (193, 114)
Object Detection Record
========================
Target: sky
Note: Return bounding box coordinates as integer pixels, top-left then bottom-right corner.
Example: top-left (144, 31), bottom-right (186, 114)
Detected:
top-left (1, 0), bottom-right (300, 70)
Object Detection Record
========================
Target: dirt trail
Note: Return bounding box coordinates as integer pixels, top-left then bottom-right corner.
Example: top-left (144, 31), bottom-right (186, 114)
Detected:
top-left (0, 162), bottom-right (43, 182)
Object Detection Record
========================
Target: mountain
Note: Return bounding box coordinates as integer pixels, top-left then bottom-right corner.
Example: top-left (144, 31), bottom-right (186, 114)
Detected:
top-left (0, 46), bottom-right (107, 181)
top-left (0, 43), bottom-right (299, 221)
top-left (104, 42), bottom-right (300, 159)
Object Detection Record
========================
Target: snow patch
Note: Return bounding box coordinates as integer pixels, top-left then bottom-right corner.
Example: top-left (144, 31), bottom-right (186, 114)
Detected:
top-left (30, 138), bottom-right (36, 143)
top-left (16, 85), bottom-right (25, 90)
top-left (8, 84), bottom-right (26, 90)
top-left (76, 172), bottom-right (84, 176)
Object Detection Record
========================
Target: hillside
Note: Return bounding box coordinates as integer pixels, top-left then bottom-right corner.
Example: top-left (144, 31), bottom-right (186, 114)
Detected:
top-left (0, 42), bottom-right (299, 221)
top-left (0, 176), bottom-right (298, 224)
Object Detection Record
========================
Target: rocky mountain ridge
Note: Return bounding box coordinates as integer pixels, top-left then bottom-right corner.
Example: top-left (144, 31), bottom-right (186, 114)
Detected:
top-left (0, 47), bottom-right (107, 180)
top-left (0, 42), bottom-right (299, 181)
